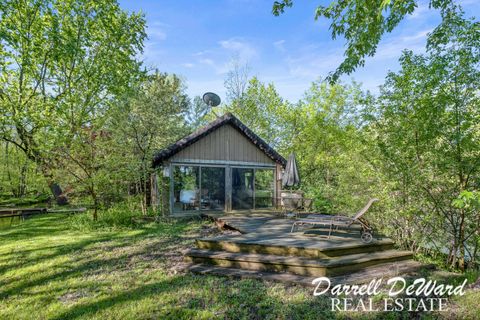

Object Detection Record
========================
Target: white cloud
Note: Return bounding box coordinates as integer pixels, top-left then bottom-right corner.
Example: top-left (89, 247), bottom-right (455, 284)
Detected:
top-left (193, 50), bottom-right (211, 56)
top-left (273, 40), bottom-right (286, 52)
top-left (372, 28), bottom-right (432, 60)
top-left (182, 63), bottom-right (195, 68)
top-left (199, 58), bottom-right (215, 66)
top-left (219, 38), bottom-right (258, 62)
top-left (285, 46), bottom-right (344, 79)
top-left (191, 39), bottom-right (258, 75)
top-left (148, 28), bottom-right (166, 40)
top-left (146, 21), bottom-right (170, 41)
top-left (142, 42), bottom-right (166, 65)
top-left (407, 2), bottom-right (430, 20)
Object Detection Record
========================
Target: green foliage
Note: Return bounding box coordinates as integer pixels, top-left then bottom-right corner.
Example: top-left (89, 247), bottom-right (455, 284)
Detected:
top-left (288, 81), bottom-right (376, 213)
top-left (1, 214), bottom-right (478, 319)
top-left (68, 200), bottom-right (144, 230)
top-left (186, 96), bottom-right (211, 129)
top-left (272, 0), bottom-right (456, 81)
top-left (0, 193), bottom-right (50, 207)
top-left (106, 71), bottom-right (190, 213)
top-left (222, 76), bottom-right (293, 150)
top-left (0, 0), bottom-right (477, 277)
top-left (0, 141), bottom-right (48, 197)
top-left (372, 7), bottom-right (480, 269)
top-left (0, 0), bottom-right (146, 204)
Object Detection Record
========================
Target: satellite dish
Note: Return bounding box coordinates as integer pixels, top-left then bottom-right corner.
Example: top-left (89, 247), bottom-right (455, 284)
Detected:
top-left (202, 92), bottom-right (221, 107)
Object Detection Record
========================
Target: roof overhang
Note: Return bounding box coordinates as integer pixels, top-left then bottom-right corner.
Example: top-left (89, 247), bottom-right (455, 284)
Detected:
top-left (152, 113), bottom-right (287, 168)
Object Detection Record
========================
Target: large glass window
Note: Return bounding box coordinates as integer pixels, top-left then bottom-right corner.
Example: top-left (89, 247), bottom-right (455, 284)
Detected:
top-left (173, 165), bottom-right (274, 212)
top-left (173, 166), bottom-right (199, 211)
top-left (201, 167), bottom-right (225, 210)
top-left (232, 168), bottom-right (254, 210)
top-left (173, 165), bottom-right (225, 212)
top-left (232, 168), bottom-right (274, 210)
top-left (254, 169), bottom-right (274, 208)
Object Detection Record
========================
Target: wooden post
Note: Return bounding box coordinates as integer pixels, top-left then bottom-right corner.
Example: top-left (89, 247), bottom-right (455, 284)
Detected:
top-left (225, 166), bottom-right (232, 212)
top-left (150, 172), bottom-right (160, 213)
top-left (169, 164), bottom-right (174, 216)
top-left (275, 163), bottom-right (283, 209)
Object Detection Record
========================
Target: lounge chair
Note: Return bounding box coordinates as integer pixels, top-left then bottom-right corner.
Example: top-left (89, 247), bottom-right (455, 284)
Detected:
top-left (290, 198), bottom-right (379, 243)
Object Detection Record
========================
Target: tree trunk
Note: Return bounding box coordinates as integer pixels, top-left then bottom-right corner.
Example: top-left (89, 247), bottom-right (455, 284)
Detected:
top-left (41, 164), bottom-right (69, 205)
top-left (18, 161), bottom-right (28, 197)
top-left (150, 172), bottom-right (159, 213)
top-left (458, 210), bottom-right (466, 271)
top-left (90, 186), bottom-right (98, 221)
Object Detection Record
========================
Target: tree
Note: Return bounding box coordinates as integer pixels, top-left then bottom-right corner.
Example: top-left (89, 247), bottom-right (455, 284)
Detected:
top-left (109, 72), bottom-right (190, 215)
top-left (290, 81), bottom-right (375, 213)
top-left (0, 0), bottom-right (146, 204)
top-left (223, 76), bottom-right (292, 150)
top-left (373, 7), bottom-right (479, 270)
top-left (0, 141), bottom-right (47, 198)
top-left (272, 0), bottom-right (456, 81)
top-left (56, 125), bottom-right (111, 220)
top-left (224, 59), bottom-right (250, 105)
top-left (185, 96), bottom-right (211, 129)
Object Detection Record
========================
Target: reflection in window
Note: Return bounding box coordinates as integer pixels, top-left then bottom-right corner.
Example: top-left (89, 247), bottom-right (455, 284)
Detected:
top-left (201, 167), bottom-right (225, 210)
top-left (232, 168), bottom-right (254, 210)
top-left (254, 169), bottom-right (274, 208)
top-left (172, 165), bottom-right (274, 212)
top-left (173, 166), bottom-right (199, 211)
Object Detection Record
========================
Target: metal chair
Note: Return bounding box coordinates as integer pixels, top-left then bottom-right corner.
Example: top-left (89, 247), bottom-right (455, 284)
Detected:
top-left (290, 198), bottom-right (379, 243)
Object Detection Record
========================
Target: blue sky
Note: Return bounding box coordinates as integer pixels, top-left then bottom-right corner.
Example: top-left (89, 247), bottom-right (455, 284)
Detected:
top-left (119, 0), bottom-right (480, 103)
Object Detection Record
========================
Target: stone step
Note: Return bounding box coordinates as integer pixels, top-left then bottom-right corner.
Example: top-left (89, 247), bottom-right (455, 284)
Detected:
top-left (186, 260), bottom-right (433, 287)
top-left (196, 236), bottom-right (395, 259)
top-left (185, 248), bottom-right (413, 277)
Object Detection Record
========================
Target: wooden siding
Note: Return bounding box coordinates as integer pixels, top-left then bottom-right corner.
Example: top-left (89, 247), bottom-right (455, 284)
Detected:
top-left (170, 124), bottom-right (275, 164)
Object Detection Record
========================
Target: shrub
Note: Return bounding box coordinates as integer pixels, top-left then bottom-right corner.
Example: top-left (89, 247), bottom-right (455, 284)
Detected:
top-left (68, 200), bottom-right (144, 231)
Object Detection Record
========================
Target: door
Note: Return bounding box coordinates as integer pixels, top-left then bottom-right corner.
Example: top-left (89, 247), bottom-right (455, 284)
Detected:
top-left (232, 168), bottom-right (254, 210)
top-left (254, 168), bottom-right (274, 208)
top-left (200, 167), bottom-right (225, 210)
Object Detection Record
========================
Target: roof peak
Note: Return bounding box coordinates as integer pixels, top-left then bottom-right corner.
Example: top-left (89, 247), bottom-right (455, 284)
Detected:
top-left (152, 113), bottom-right (286, 167)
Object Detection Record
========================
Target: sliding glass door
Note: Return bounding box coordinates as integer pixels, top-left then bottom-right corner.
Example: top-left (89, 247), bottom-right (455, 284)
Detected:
top-left (173, 164), bottom-right (274, 212)
top-left (254, 169), bottom-right (274, 208)
top-left (232, 167), bottom-right (275, 210)
top-left (232, 168), bottom-right (254, 210)
top-left (173, 166), bottom-right (200, 212)
top-left (173, 165), bottom-right (225, 212)
top-left (200, 167), bottom-right (225, 211)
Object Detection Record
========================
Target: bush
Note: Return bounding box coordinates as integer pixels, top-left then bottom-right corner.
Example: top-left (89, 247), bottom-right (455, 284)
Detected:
top-left (68, 201), bottom-right (144, 231)
top-left (0, 193), bottom-right (51, 207)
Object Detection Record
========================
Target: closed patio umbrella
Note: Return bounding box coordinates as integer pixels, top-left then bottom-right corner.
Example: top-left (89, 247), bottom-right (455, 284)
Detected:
top-left (282, 153), bottom-right (300, 188)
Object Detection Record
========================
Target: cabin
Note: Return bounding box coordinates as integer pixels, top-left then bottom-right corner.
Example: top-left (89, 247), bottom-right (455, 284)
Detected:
top-left (152, 113), bottom-right (287, 215)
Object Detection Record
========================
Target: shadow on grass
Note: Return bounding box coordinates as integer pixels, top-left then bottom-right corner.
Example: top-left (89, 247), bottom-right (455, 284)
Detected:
top-left (0, 215), bottom-right (195, 297)
top-left (3, 214), bottom-right (463, 319)
top-left (49, 275), bottom-right (339, 320)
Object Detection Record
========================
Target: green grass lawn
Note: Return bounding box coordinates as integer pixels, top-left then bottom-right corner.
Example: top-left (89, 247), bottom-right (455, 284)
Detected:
top-left (0, 214), bottom-right (478, 320)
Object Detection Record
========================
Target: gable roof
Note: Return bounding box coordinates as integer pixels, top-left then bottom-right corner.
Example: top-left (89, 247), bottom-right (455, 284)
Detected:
top-left (152, 113), bottom-right (287, 167)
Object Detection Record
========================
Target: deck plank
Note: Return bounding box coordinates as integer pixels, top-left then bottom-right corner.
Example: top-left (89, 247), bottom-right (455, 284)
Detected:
top-left (186, 260), bottom-right (433, 287)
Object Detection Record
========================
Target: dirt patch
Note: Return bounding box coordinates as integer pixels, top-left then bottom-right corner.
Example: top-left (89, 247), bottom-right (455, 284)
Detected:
top-left (221, 229), bottom-right (242, 236)
top-left (468, 277), bottom-right (480, 290)
top-left (199, 224), bottom-right (222, 237)
top-left (58, 290), bottom-right (90, 304)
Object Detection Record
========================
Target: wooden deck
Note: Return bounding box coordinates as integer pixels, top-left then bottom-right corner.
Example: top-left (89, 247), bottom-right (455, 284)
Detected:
top-left (185, 213), bottom-right (428, 285)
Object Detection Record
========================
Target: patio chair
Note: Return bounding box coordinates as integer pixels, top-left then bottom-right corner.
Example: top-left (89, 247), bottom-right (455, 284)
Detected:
top-left (180, 190), bottom-right (199, 210)
top-left (280, 191), bottom-right (304, 218)
top-left (296, 198), bottom-right (313, 217)
top-left (290, 198), bottom-right (379, 243)
top-left (281, 197), bottom-right (301, 218)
